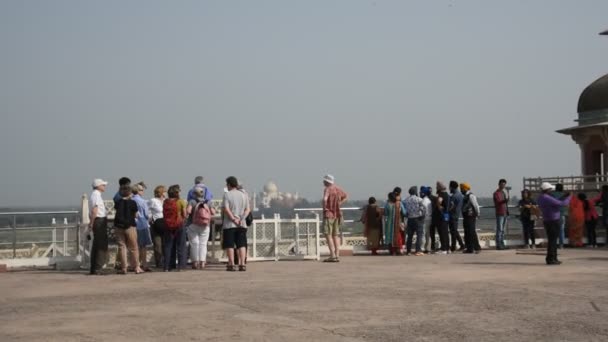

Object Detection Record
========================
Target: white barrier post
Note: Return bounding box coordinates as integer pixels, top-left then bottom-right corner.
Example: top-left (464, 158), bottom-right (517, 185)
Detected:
top-left (315, 213), bottom-right (320, 260)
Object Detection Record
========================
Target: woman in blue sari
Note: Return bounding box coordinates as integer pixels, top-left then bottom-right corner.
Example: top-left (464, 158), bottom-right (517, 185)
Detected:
top-left (384, 192), bottom-right (407, 255)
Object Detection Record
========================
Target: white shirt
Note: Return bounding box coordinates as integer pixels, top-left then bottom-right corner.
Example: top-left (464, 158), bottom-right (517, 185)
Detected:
top-left (89, 190), bottom-right (107, 218)
top-left (422, 197), bottom-right (432, 220)
top-left (148, 197), bottom-right (164, 221)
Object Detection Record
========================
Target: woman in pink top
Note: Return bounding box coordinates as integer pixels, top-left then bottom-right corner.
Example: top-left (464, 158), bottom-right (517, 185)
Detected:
top-left (580, 193), bottom-right (599, 248)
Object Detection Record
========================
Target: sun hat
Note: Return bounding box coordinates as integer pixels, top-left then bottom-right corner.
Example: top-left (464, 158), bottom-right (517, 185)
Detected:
top-left (541, 182), bottom-right (555, 191)
top-left (323, 174), bottom-right (335, 184)
top-left (92, 179), bottom-right (108, 189)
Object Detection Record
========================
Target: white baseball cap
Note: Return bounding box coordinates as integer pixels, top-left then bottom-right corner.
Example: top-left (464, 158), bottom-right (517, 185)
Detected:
top-left (92, 179), bottom-right (108, 188)
top-left (323, 174), bottom-right (335, 184)
top-left (541, 182), bottom-right (555, 191)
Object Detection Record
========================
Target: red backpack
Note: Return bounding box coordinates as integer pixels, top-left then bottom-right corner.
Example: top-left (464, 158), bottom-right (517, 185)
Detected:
top-left (193, 202), bottom-right (214, 226)
top-left (163, 198), bottom-right (183, 231)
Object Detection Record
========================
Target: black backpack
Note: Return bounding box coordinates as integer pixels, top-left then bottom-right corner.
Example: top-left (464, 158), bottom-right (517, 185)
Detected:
top-left (114, 199), bottom-right (131, 229)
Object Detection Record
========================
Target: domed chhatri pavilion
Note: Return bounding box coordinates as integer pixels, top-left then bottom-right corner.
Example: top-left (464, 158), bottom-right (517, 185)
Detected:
top-left (558, 73), bottom-right (608, 175)
top-left (525, 30), bottom-right (608, 192)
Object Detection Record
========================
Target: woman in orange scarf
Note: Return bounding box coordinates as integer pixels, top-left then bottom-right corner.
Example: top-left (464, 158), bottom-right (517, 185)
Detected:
top-left (568, 194), bottom-right (585, 247)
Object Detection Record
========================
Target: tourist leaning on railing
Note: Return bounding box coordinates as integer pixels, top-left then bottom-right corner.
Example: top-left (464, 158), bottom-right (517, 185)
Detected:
top-left (89, 178), bottom-right (109, 276)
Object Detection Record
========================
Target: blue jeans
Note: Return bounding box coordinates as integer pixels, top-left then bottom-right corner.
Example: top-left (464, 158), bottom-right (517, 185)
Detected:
top-left (558, 216), bottom-right (566, 246)
top-left (163, 228), bottom-right (187, 271)
top-left (496, 215), bottom-right (507, 248)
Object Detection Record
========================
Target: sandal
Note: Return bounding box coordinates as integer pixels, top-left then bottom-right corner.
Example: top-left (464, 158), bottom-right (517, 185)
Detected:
top-left (238, 265), bottom-right (247, 272)
top-left (323, 257), bottom-right (336, 263)
top-left (226, 265), bottom-right (236, 272)
top-left (116, 269), bottom-right (127, 275)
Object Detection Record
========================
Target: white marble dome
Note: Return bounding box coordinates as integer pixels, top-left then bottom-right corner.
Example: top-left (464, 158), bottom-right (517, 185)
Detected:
top-left (264, 181), bottom-right (278, 194)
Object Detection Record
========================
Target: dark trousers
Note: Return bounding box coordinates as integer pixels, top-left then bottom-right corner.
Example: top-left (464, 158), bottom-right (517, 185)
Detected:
top-left (437, 220), bottom-right (450, 252)
top-left (448, 217), bottom-right (464, 251)
top-left (163, 228), bottom-right (187, 271)
top-left (463, 216), bottom-right (481, 252)
top-left (586, 219), bottom-right (598, 246)
top-left (151, 219), bottom-right (165, 268)
top-left (521, 219), bottom-right (536, 246)
top-left (90, 218), bottom-right (108, 274)
top-left (544, 220), bottom-right (560, 264)
top-left (406, 217), bottom-right (424, 253)
top-left (429, 220), bottom-right (439, 251)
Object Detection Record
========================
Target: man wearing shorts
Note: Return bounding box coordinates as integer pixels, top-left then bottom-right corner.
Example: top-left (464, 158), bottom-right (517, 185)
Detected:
top-left (222, 176), bottom-right (251, 272)
top-left (322, 174), bottom-right (348, 262)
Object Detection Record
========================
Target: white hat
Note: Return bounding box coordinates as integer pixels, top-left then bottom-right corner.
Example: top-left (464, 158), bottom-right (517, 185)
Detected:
top-left (541, 182), bottom-right (555, 191)
top-left (323, 174), bottom-right (335, 184)
top-left (92, 179), bottom-right (108, 188)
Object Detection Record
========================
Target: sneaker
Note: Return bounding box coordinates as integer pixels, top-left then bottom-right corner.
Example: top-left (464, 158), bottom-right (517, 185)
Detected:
top-left (415, 252), bottom-right (424, 256)
top-left (405, 252), bottom-right (412, 256)
top-left (437, 251), bottom-right (448, 255)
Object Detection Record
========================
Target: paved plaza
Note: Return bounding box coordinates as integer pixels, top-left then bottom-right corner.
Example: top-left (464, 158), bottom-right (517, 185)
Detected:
top-left (1, 249), bottom-right (608, 342)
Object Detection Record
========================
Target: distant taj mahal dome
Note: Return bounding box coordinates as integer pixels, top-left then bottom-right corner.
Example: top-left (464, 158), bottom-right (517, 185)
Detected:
top-left (260, 181), bottom-right (300, 208)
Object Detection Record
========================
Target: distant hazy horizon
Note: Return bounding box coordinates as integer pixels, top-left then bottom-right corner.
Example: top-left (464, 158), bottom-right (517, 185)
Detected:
top-left (1, 1), bottom-right (607, 207)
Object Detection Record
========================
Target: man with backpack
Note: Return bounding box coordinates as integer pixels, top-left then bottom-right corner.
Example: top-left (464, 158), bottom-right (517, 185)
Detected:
top-left (460, 183), bottom-right (481, 254)
top-left (114, 184), bottom-right (143, 274)
top-left (222, 176), bottom-right (251, 272)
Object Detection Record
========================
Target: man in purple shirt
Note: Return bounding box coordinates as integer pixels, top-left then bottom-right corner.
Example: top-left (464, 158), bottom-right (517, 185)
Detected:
top-left (537, 182), bottom-right (571, 265)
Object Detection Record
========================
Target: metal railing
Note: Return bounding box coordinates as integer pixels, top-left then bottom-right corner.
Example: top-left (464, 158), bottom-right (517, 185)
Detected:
top-left (524, 174), bottom-right (608, 193)
top-left (0, 211), bottom-right (81, 259)
top-left (208, 214), bottom-right (321, 262)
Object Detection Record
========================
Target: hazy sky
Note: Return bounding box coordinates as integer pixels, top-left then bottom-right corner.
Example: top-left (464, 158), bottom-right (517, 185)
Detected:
top-left (1, 0), bottom-right (607, 207)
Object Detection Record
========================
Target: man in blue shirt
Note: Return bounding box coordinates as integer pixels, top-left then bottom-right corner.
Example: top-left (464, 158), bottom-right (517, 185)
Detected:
top-left (187, 176), bottom-right (213, 203)
top-left (448, 181), bottom-right (465, 252)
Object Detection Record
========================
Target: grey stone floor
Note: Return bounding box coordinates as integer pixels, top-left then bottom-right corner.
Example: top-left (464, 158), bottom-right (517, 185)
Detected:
top-left (1, 248), bottom-right (608, 342)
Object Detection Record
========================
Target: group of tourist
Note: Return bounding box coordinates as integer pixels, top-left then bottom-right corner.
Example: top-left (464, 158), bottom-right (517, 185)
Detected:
top-left (88, 175), bottom-right (251, 275)
top-left (88, 173), bottom-right (608, 273)
top-left (358, 180), bottom-right (481, 258)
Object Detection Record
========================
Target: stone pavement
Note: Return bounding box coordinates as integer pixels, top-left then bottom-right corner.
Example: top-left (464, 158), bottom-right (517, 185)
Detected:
top-left (1, 249), bottom-right (608, 342)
